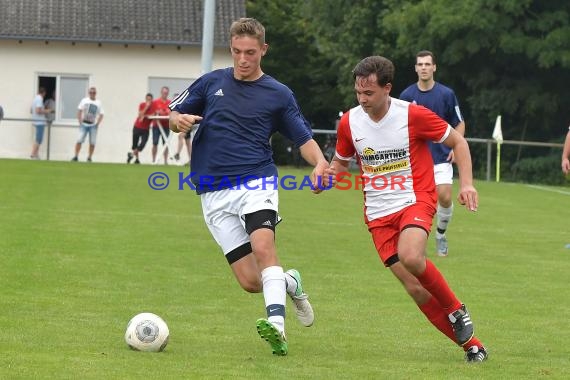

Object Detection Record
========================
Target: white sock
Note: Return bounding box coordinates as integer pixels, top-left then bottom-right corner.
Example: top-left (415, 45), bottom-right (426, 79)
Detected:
top-left (261, 266), bottom-right (286, 333)
top-left (436, 203), bottom-right (453, 236)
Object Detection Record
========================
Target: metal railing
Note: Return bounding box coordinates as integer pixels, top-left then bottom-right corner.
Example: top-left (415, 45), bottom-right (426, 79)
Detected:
top-left (1, 116), bottom-right (56, 160)
top-left (1, 115), bottom-right (564, 179)
top-left (0, 115), bottom-right (173, 163)
top-left (312, 130), bottom-right (564, 181)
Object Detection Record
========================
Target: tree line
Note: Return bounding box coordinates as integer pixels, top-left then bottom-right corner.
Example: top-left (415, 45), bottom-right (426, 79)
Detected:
top-left (249, 0), bottom-right (570, 144)
top-left (249, 0), bottom-right (570, 184)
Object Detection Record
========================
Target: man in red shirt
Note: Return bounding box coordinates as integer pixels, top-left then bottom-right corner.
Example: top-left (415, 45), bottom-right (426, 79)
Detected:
top-left (128, 93), bottom-right (154, 164)
top-left (151, 86), bottom-right (171, 164)
top-left (328, 56), bottom-right (488, 363)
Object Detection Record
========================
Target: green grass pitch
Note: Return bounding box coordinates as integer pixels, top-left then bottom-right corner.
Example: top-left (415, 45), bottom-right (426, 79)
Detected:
top-left (0, 159), bottom-right (569, 379)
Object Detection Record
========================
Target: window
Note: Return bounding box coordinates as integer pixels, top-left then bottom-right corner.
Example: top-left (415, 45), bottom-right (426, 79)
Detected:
top-left (38, 74), bottom-right (89, 123)
top-left (60, 77), bottom-right (89, 120)
top-left (148, 77), bottom-right (195, 99)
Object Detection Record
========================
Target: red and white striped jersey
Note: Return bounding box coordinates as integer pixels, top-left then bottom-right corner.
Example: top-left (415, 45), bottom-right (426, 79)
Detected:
top-left (335, 98), bottom-right (451, 222)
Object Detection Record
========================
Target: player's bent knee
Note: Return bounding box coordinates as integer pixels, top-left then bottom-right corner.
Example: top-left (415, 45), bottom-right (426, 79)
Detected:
top-left (250, 242), bottom-right (275, 262)
top-left (438, 196), bottom-right (453, 208)
top-left (398, 253), bottom-right (424, 274)
top-left (227, 243), bottom-right (262, 293)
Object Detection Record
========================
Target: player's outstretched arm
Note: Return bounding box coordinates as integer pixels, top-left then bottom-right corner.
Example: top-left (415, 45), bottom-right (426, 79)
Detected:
top-left (299, 139), bottom-right (330, 193)
top-left (326, 157), bottom-right (351, 190)
top-left (443, 129), bottom-right (478, 212)
top-left (329, 157), bottom-right (350, 177)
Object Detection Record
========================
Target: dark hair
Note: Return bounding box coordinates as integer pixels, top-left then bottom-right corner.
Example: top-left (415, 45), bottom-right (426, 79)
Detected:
top-left (352, 56), bottom-right (395, 87)
top-left (230, 18), bottom-right (265, 45)
top-left (146, 93), bottom-right (153, 98)
top-left (416, 50), bottom-right (436, 65)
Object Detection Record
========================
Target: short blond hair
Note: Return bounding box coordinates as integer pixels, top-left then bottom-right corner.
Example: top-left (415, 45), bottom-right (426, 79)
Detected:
top-left (229, 18), bottom-right (265, 45)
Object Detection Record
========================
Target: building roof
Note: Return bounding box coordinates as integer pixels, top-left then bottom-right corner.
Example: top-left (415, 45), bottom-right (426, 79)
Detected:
top-left (0, 0), bottom-right (246, 46)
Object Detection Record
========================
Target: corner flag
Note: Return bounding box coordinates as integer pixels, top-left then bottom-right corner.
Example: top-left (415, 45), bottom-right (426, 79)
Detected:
top-left (492, 115), bottom-right (503, 143)
top-left (492, 115), bottom-right (503, 182)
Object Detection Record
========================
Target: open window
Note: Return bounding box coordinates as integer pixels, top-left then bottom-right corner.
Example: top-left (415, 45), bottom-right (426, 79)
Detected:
top-left (38, 74), bottom-right (89, 123)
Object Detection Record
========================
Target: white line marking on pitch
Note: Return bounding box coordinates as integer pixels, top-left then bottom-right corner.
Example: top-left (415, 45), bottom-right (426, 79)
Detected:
top-left (525, 184), bottom-right (570, 195)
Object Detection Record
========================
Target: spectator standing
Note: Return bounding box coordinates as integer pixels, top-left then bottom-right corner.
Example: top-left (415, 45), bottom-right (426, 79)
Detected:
top-left (128, 93), bottom-right (155, 164)
top-left (151, 86), bottom-right (171, 164)
top-left (30, 87), bottom-right (52, 159)
top-left (72, 87), bottom-right (104, 162)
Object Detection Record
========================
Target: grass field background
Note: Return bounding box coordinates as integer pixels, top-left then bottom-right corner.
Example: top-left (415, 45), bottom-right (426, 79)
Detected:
top-left (1, 159), bottom-right (569, 379)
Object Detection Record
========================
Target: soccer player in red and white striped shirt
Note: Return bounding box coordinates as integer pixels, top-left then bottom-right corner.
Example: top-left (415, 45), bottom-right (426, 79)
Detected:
top-left (328, 56), bottom-right (488, 363)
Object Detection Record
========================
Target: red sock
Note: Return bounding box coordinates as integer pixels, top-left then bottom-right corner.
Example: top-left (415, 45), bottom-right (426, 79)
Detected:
top-left (416, 259), bottom-right (462, 312)
top-left (418, 296), bottom-right (457, 344)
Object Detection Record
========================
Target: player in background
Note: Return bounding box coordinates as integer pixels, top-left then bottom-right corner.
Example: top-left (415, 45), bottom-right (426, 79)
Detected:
top-left (561, 125), bottom-right (570, 175)
top-left (327, 56), bottom-right (488, 363)
top-left (169, 18), bottom-right (329, 356)
top-left (400, 51), bottom-right (465, 257)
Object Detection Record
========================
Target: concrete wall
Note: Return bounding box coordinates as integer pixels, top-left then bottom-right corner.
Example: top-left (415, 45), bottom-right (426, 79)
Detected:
top-left (0, 39), bottom-right (232, 163)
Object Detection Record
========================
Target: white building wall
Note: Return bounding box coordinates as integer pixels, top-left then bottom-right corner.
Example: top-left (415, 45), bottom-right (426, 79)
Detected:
top-left (0, 39), bottom-right (232, 163)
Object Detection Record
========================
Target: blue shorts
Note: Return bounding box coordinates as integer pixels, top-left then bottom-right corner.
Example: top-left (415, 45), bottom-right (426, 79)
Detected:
top-left (77, 123), bottom-right (98, 145)
top-left (33, 124), bottom-right (46, 144)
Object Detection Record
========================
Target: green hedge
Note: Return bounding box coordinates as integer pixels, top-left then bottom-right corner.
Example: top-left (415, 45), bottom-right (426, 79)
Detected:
top-left (509, 154), bottom-right (570, 186)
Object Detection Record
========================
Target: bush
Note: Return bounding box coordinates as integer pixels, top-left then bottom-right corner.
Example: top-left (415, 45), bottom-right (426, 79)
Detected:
top-left (510, 154), bottom-right (570, 186)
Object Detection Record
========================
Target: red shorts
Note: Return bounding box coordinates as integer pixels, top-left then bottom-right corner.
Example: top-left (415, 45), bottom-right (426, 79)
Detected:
top-left (368, 202), bottom-right (435, 267)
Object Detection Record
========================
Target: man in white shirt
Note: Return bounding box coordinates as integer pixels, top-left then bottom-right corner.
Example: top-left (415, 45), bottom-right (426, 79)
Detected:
top-left (72, 87), bottom-right (104, 162)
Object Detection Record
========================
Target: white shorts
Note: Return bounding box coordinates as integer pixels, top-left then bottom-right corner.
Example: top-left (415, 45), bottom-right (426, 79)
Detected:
top-left (200, 177), bottom-right (280, 255)
top-left (190, 124), bottom-right (199, 140)
top-left (434, 163), bottom-right (453, 185)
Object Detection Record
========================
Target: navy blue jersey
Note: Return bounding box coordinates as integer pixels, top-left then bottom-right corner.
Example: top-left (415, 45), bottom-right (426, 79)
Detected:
top-left (170, 68), bottom-right (313, 194)
top-left (400, 82), bottom-right (463, 164)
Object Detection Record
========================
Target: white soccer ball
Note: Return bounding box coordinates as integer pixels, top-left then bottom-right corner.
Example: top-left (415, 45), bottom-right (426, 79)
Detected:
top-left (124, 312), bottom-right (170, 352)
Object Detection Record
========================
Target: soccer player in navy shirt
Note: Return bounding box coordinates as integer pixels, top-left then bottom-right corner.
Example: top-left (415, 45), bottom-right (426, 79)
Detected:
top-left (400, 51), bottom-right (466, 257)
top-left (169, 18), bottom-right (329, 356)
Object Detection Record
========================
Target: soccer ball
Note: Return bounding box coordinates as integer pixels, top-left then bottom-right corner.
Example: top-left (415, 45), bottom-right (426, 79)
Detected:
top-left (124, 312), bottom-right (170, 352)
